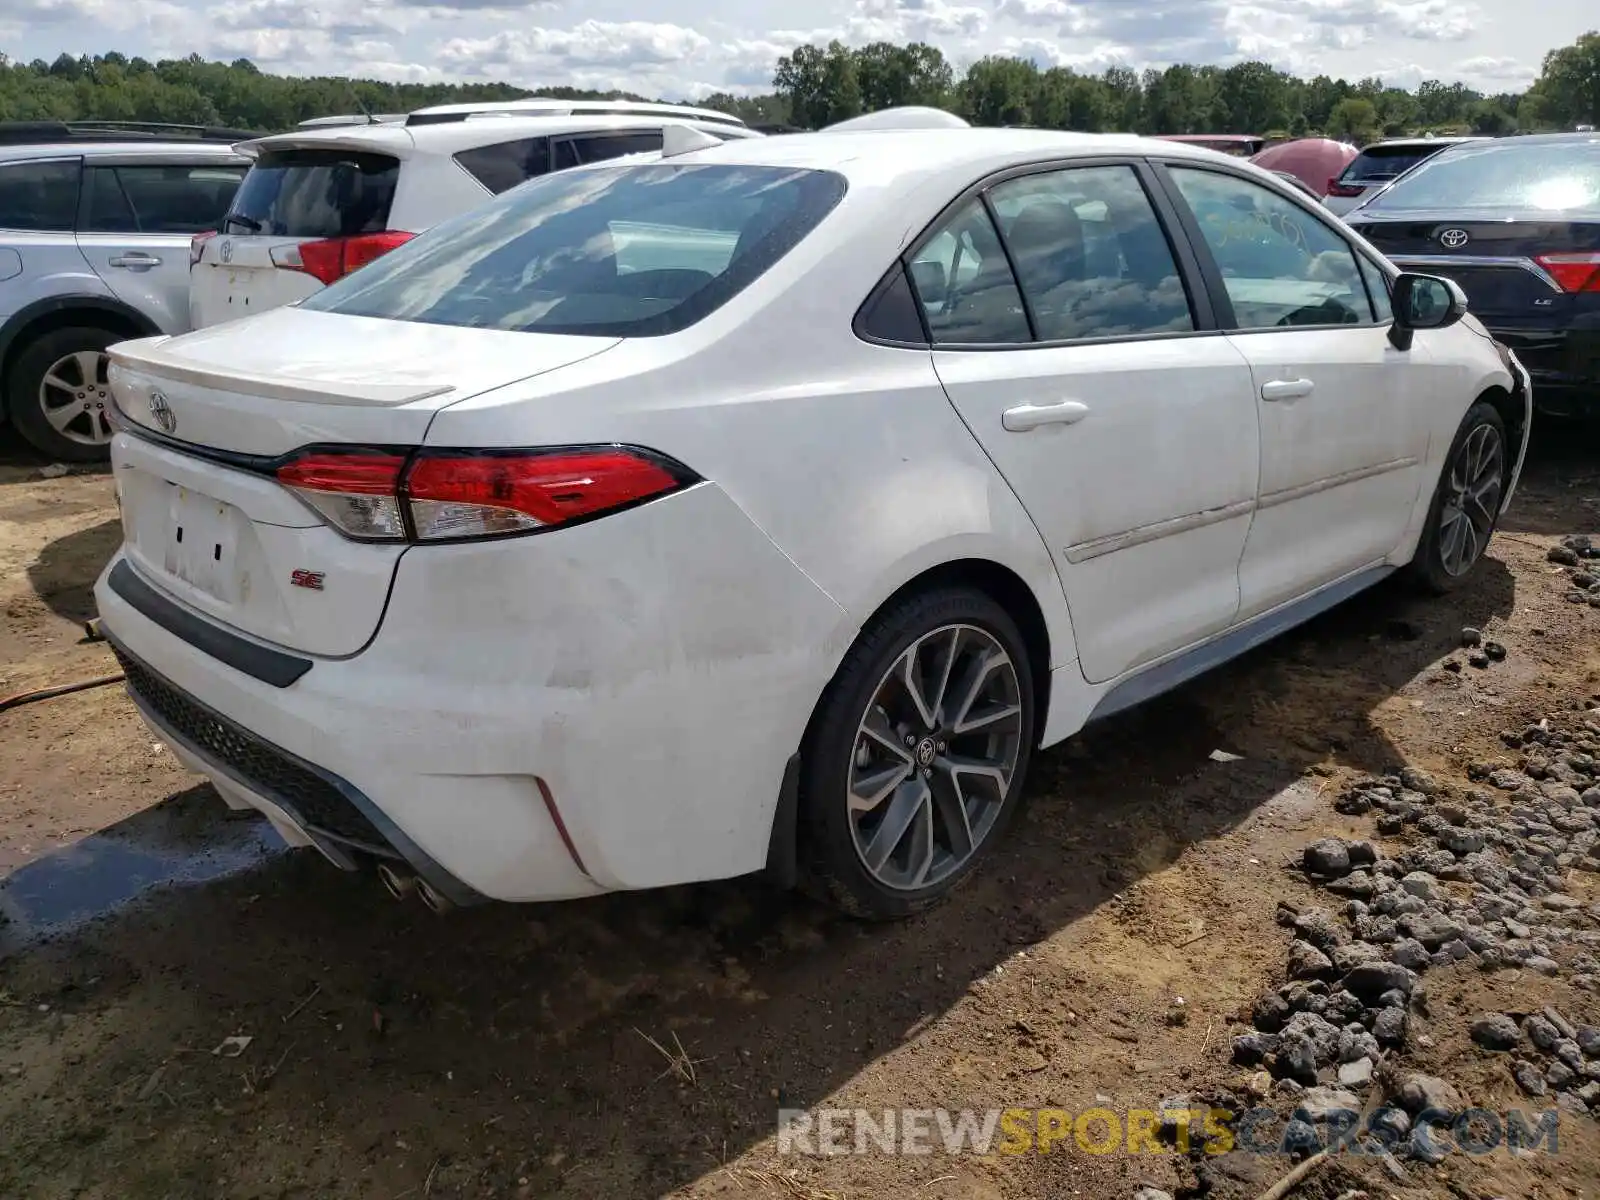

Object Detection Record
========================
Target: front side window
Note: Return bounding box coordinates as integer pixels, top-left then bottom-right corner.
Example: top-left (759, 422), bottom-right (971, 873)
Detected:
top-left (1357, 255), bottom-right (1393, 322)
top-left (300, 163), bottom-right (846, 338)
top-left (906, 199), bottom-right (1030, 345)
top-left (988, 165), bottom-right (1194, 342)
top-left (1169, 167), bottom-right (1371, 330)
top-left (0, 159), bottom-right (80, 232)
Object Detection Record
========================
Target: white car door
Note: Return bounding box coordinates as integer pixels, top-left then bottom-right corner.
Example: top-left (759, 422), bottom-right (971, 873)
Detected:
top-left (76, 158), bottom-right (246, 334)
top-left (916, 162), bottom-right (1261, 684)
top-left (1161, 164), bottom-right (1432, 621)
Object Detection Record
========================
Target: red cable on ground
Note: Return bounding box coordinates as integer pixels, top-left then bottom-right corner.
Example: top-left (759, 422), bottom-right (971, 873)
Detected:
top-left (0, 674), bottom-right (125, 715)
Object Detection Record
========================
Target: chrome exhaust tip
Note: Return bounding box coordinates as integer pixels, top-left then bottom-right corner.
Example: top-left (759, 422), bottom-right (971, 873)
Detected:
top-left (376, 863), bottom-right (416, 900)
top-left (416, 877), bottom-right (453, 914)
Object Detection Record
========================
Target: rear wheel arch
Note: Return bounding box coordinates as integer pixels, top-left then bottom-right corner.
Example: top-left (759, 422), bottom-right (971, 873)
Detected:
top-left (0, 296), bottom-right (156, 414)
top-left (764, 556), bottom-right (1058, 899)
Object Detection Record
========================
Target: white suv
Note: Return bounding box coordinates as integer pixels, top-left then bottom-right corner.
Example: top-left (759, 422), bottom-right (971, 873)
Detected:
top-left (0, 122), bottom-right (250, 460)
top-left (189, 103), bottom-right (759, 329)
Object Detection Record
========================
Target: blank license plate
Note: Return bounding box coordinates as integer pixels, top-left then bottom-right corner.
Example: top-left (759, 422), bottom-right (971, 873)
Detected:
top-left (161, 484), bottom-right (238, 603)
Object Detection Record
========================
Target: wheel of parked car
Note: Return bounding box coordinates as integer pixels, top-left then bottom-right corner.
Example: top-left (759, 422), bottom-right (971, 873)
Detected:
top-left (800, 587), bottom-right (1036, 920)
top-left (1409, 400), bottom-right (1508, 593)
top-left (6, 326), bottom-right (119, 462)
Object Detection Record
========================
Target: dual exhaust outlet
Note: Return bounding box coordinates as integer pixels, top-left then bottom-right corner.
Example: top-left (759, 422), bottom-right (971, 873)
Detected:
top-left (376, 862), bottom-right (453, 914)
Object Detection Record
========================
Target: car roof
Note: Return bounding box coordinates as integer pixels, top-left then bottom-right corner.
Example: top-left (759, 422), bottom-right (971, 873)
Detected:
top-left (0, 140), bottom-right (248, 163)
top-left (1358, 136), bottom-right (1485, 150)
top-left (238, 114), bottom-right (758, 159)
top-left (647, 126), bottom-right (1244, 186)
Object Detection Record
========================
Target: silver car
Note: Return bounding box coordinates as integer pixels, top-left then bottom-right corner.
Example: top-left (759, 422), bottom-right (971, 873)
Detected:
top-left (0, 122), bottom-right (251, 460)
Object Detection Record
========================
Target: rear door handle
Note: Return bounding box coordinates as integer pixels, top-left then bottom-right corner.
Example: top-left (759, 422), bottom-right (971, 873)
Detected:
top-left (108, 253), bottom-right (162, 269)
top-left (1260, 378), bottom-right (1315, 402)
top-left (1002, 400), bottom-right (1090, 432)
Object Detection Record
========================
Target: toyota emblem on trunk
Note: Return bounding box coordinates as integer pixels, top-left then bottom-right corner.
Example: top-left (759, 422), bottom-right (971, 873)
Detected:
top-left (148, 390), bottom-right (176, 433)
top-left (220, 238), bottom-right (233, 264)
top-left (1439, 228), bottom-right (1470, 248)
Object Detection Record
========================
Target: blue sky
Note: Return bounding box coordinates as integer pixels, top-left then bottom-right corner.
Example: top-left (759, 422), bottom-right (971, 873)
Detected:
top-left (2, 0), bottom-right (1592, 98)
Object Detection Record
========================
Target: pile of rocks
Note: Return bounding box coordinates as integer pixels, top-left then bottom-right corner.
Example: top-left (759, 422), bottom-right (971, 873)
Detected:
top-left (1232, 744), bottom-right (1600, 1154)
top-left (1548, 535), bottom-right (1600, 608)
top-left (1470, 1007), bottom-right (1600, 1111)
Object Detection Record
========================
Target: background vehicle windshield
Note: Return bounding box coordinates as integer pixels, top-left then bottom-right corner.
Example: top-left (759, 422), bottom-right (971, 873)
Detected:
top-left (1365, 140), bottom-right (1600, 212)
top-left (300, 163), bottom-right (847, 337)
top-left (1338, 143), bottom-right (1443, 183)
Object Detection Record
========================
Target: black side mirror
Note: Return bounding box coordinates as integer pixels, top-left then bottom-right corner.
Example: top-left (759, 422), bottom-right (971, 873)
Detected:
top-left (1389, 271), bottom-right (1468, 350)
top-left (909, 259), bottom-right (948, 307)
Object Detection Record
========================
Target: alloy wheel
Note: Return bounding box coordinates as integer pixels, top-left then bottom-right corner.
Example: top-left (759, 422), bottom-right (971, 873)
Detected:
top-left (38, 351), bottom-right (114, 447)
top-left (1437, 422), bottom-right (1504, 577)
top-left (846, 623), bottom-right (1024, 892)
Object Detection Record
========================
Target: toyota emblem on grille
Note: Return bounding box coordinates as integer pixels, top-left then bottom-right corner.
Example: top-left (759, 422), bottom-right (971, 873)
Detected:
top-left (148, 389), bottom-right (176, 433)
top-left (1439, 228), bottom-right (1470, 248)
top-left (220, 238), bottom-right (233, 264)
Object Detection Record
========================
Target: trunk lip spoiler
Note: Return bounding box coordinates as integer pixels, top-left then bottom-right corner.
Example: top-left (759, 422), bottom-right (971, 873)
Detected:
top-left (108, 337), bottom-right (454, 408)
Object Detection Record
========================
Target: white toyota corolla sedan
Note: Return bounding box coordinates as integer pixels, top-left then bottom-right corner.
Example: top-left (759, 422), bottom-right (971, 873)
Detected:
top-left (94, 120), bottom-right (1531, 919)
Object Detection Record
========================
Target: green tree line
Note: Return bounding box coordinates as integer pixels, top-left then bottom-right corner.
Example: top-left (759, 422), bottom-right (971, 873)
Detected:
top-left (755, 30), bottom-right (1600, 140)
top-left (2, 31), bottom-right (1597, 141)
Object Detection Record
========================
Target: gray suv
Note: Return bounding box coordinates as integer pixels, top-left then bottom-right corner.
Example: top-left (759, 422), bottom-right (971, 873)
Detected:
top-left (0, 122), bottom-right (253, 461)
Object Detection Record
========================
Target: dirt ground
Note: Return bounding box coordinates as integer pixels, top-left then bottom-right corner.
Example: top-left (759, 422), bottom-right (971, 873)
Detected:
top-left (2, 425), bottom-right (1600, 1200)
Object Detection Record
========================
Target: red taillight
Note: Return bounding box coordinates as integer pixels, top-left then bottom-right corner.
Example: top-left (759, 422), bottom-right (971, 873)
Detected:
top-left (276, 452), bottom-right (408, 540)
top-left (190, 229), bottom-right (217, 267)
top-left (271, 231), bottom-right (414, 286)
top-left (1533, 252), bottom-right (1600, 293)
top-left (274, 447), bottom-right (691, 541)
top-left (406, 450), bottom-right (686, 540)
top-left (1327, 180), bottom-right (1366, 198)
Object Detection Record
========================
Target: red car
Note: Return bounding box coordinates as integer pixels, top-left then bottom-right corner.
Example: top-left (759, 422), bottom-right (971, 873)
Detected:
top-left (1250, 138), bottom-right (1359, 197)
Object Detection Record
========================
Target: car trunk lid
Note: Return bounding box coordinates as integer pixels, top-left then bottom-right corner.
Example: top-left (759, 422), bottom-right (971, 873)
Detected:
top-left (1351, 209), bottom-right (1600, 320)
top-left (107, 308), bottom-right (621, 656)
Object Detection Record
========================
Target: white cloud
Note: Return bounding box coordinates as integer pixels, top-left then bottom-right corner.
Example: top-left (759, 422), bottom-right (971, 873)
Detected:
top-left (2, 0), bottom-right (1589, 100)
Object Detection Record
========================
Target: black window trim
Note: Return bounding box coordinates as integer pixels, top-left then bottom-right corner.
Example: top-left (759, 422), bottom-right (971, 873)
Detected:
top-left (854, 154), bottom-right (1220, 352)
top-left (1148, 158), bottom-right (1390, 336)
top-left (0, 153), bottom-right (84, 234)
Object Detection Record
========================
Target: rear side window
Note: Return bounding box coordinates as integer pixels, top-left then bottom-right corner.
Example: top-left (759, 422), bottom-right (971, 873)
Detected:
top-left (1339, 144), bottom-right (1447, 183)
top-left (907, 199), bottom-right (1030, 345)
top-left (300, 163), bottom-right (847, 337)
top-left (81, 164), bottom-right (246, 234)
top-left (0, 159), bottom-right (80, 232)
top-left (988, 165), bottom-right (1194, 342)
top-left (222, 149), bottom-right (398, 238)
top-left (552, 132), bottom-right (664, 171)
top-left (454, 138), bottom-right (551, 194)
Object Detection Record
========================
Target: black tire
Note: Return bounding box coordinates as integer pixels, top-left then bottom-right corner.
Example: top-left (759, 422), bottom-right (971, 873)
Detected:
top-left (6, 326), bottom-right (120, 462)
top-left (1407, 400), bottom-right (1508, 594)
top-left (799, 586), bottom-right (1036, 920)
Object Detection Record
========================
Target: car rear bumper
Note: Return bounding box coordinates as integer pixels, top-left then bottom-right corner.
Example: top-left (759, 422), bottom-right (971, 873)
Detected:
top-left (1486, 324), bottom-right (1600, 416)
top-left (93, 483), bottom-right (848, 903)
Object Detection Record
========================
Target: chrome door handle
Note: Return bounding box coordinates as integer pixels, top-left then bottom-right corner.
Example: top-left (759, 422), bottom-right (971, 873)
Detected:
top-left (1002, 400), bottom-right (1090, 432)
top-left (108, 253), bottom-right (162, 269)
top-left (1260, 378), bottom-right (1314, 401)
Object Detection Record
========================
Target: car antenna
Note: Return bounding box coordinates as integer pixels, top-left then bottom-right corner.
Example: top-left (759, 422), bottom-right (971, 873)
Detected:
top-left (352, 91), bottom-right (378, 125)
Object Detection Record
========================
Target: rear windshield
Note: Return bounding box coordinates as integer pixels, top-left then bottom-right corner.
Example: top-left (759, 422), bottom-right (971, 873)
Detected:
top-left (222, 148), bottom-right (398, 238)
top-left (1364, 139), bottom-right (1600, 212)
top-left (300, 163), bottom-right (848, 337)
top-left (1339, 143), bottom-right (1450, 183)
